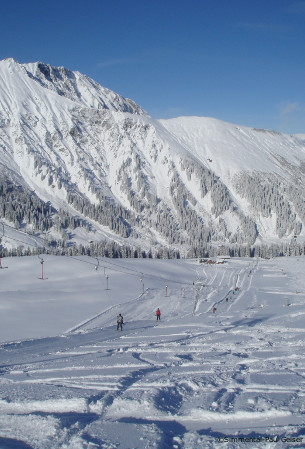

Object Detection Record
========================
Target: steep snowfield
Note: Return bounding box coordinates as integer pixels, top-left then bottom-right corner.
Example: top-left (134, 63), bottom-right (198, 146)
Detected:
top-left (1, 255), bottom-right (305, 448)
top-left (159, 116), bottom-right (305, 185)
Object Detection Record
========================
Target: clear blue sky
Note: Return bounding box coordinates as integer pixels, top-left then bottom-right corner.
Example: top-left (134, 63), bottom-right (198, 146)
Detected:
top-left (1, 0), bottom-right (305, 134)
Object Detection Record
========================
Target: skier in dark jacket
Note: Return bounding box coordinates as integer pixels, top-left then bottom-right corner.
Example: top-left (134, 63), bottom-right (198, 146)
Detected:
top-left (117, 313), bottom-right (123, 331)
top-left (156, 308), bottom-right (161, 321)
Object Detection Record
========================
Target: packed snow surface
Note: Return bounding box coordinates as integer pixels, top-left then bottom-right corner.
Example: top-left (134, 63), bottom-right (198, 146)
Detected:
top-left (0, 255), bottom-right (305, 448)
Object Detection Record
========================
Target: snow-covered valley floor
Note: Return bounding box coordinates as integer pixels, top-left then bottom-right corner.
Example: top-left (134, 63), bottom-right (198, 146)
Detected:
top-left (0, 255), bottom-right (305, 448)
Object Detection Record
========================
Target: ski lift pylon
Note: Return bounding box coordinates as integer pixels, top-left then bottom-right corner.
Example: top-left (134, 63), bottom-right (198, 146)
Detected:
top-left (38, 254), bottom-right (47, 279)
top-left (0, 222), bottom-right (8, 269)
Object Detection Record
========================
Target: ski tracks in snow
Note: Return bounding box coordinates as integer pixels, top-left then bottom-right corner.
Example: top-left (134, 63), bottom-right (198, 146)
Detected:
top-left (1, 258), bottom-right (305, 448)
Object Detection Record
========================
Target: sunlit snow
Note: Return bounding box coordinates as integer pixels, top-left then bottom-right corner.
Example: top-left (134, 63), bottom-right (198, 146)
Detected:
top-left (0, 254), bottom-right (305, 448)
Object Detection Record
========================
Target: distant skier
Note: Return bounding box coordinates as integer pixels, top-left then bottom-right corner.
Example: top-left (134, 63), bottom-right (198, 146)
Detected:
top-left (156, 308), bottom-right (161, 321)
top-left (117, 313), bottom-right (123, 331)
top-left (213, 307), bottom-right (217, 313)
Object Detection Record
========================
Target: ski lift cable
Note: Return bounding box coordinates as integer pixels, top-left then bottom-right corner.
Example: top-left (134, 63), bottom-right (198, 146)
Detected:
top-left (95, 257), bottom-right (192, 286)
top-left (65, 254), bottom-right (192, 286)
top-left (0, 223), bottom-right (45, 249)
top-left (1, 234), bottom-right (41, 248)
top-left (96, 256), bottom-right (187, 282)
top-left (66, 255), bottom-right (141, 277)
top-left (99, 256), bottom-right (188, 282)
top-left (96, 257), bottom-right (147, 275)
top-left (1, 229), bottom-right (192, 286)
top-left (0, 223), bottom-right (192, 286)
top-left (60, 253), bottom-right (195, 286)
top-left (2, 222), bottom-right (46, 243)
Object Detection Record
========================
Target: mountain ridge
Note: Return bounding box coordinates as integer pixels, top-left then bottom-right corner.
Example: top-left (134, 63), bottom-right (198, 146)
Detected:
top-left (1, 58), bottom-right (305, 257)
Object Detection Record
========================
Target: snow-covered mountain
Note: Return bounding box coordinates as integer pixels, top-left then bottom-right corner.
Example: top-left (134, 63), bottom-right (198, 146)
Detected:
top-left (1, 57), bottom-right (305, 255)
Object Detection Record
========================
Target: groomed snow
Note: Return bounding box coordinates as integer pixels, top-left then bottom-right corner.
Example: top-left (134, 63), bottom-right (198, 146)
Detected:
top-left (0, 255), bottom-right (305, 448)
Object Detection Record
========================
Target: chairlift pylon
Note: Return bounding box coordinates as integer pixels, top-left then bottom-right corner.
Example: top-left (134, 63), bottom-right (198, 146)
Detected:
top-left (38, 254), bottom-right (47, 279)
top-left (0, 223), bottom-right (8, 269)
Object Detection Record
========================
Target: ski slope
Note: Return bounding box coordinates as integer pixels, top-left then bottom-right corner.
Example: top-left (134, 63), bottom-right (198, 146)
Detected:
top-left (0, 255), bottom-right (305, 448)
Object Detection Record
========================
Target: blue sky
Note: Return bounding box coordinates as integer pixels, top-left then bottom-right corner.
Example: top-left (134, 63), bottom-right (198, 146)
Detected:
top-left (1, 0), bottom-right (305, 134)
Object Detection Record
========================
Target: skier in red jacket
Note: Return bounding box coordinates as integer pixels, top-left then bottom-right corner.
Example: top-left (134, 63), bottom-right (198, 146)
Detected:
top-left (156, 308), bottom-right (161, 321)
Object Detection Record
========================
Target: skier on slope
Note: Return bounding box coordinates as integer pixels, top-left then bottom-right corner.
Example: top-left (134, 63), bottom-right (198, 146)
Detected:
top-left (117, 313), bottom-right (123, 331)
top-left (156, 308), bottom-right (161, 321)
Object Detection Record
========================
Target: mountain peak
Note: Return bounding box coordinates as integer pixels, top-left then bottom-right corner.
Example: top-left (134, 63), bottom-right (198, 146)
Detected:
top-left (23, 61), bottom-right (146, 114)
top-left (1, 57), bottom-right (18, 64)
top-left (0, 58), bottom-right (146, 115)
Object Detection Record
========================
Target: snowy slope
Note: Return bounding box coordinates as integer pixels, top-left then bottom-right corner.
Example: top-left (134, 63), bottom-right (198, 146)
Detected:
top-left (1, 58), bottom-right (305, 252)
top-left (160, 117), bottom-right (305, 241)
top-left (1, 255), bottom-right (305, 448)
top-left (159, 116), bottom-right (305, 183)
